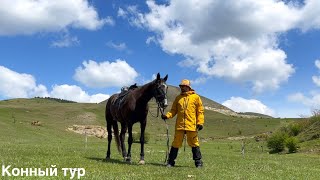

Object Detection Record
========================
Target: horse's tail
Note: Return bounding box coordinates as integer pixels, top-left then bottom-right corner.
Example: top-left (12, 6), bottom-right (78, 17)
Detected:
top-left (112, 122), bottom-right (122, 154)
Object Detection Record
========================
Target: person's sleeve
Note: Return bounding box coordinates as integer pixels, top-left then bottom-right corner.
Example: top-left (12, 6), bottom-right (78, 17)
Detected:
top-left (165, 97), bottom-right (178, 119)
top-left (196, 96), bottom-right (204, 125)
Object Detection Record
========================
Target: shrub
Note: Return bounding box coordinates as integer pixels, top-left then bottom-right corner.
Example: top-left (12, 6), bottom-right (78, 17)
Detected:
top-left (132, 132), bottom-right (150, 144)
top-left (288, 123), bottom-right (302, 136)
top-left (285, 137), bottom-right (299, 153)
top-left (267, 132), bottom-right (288, 153)
top-left (310, 109), bottom-right (320, 123)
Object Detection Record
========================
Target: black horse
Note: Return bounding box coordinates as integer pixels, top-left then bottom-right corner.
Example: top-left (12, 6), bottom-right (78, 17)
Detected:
top-left (105, 73), bottom-right (168, 164)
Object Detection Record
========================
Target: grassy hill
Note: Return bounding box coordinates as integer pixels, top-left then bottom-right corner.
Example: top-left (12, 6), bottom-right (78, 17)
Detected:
top-left (238, 112), bottom-right (274, 118)
top-left (0, 97), bottom-right (284, 140)
top-left (1, 98), bottom-right (320, 179)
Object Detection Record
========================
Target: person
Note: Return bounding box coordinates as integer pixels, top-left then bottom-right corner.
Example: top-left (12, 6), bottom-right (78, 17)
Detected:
top-left (161, 79), bottom-right (204, 168)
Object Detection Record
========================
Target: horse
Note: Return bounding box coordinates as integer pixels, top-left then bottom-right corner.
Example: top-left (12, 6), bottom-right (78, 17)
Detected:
top-left (105, 73), bottom-right (168, 164)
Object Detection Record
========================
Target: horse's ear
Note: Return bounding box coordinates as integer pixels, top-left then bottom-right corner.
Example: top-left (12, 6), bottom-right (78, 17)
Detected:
top-left (156, 73), bottom-right (160, 80)
top-left (164, 74), bottom-right (168, 82)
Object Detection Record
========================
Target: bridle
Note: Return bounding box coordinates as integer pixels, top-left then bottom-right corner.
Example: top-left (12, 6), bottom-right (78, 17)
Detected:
top-left (153, 81), bottom-right (168, 112)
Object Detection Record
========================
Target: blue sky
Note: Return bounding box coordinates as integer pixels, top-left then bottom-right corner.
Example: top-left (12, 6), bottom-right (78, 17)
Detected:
top-left (1, 0), bottom-right (320, 118)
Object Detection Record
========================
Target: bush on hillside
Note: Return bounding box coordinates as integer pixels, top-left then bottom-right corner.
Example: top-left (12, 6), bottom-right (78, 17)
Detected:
top-left (288, 123), bottom-right (303, 136)
top-left (310, 109), bottom-right (320, 123)
top-left (267, 132), bottom-right (288, 153)
top-left (267, 109), bottom-right (320, 154)
top-left (285, 137), bottom-right (299, 153)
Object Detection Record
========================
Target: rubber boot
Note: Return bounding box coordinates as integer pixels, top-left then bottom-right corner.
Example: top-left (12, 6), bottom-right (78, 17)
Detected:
top-left (166, 147), bottom-right (178, 167)
top-left (192, 146), bottom-right (203, 168)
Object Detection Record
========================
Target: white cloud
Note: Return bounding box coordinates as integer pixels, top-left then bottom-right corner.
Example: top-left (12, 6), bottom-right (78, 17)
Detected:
top-left (50, 84), bottom-right (109, 103)
top-left (103, 16), bottom-right (115, 26)
top-left (315, 59), bottom-right (320, 69)
top-left (289, 59), bottom-right (320, 111)
top-left (146, 36), bottom-right (157, 45)
top-left (121, 0), bottom-right (320, 93)
top-left (312, 59), bottom-right (320, 87)
top-left (51, 32), bottom-right (80, 48)
top-left (88, 93), bottom-right (110, 103)
top-left (0, 66), bottom-right (109, 103)
top-left (118, 5), bottom-right (146, 28)
top-left (288, 92), bottom-right (320, 109)
top-left (107, 41), bottom-right (128, 51)
top-left (0, 66), bottom-right (49, 98)
top-left (190, 77), bottom-right (208, 85)
top-left (118, 8), bottom-right (128, 18)
top-left (297, 0), bottom-right (320, 31)
top-left (0, 0), bottom-right (110, 36)
top-left (312, 76), bottom-right (320, 87)
top-left (73, 60), bottom-right (139, 88)
top-left (222, 97), bottom-right (275, 116)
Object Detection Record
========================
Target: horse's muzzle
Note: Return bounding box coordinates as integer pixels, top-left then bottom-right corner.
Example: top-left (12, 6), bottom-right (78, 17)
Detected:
top-left (162, 98), bottom-right (168, 108)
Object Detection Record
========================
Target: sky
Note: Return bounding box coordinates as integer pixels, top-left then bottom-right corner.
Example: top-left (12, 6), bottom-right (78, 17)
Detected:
top-left (0, 0), bottom-right (320, 118)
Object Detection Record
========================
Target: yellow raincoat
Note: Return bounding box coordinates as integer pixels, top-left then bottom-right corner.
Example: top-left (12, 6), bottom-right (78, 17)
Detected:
top-left (165, 90), bottom-right (204, 131)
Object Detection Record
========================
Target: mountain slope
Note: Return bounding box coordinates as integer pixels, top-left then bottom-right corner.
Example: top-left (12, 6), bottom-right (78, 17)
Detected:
top-left (99, 85), bottom-right (232, 111)
top-left (100, 85), bottom-right (269, 118)
top-left (166, 85), bottom-right (230, 110)
top-left (0, 98), bottom-right (284, 139)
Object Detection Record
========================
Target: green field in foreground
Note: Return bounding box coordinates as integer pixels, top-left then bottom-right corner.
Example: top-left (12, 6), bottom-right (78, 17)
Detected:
top-left (0, 98), bottom-right (319, 179)
top-left (1, 137), bottom-right (320, 179)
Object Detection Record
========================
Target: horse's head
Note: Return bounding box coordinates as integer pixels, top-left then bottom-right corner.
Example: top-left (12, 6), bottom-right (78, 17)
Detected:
top-left (153, 73), bottom-right (168, 109)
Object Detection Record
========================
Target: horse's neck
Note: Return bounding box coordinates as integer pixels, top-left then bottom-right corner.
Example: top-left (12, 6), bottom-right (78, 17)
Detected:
top-left (136, 81), bottom-right (155, 104)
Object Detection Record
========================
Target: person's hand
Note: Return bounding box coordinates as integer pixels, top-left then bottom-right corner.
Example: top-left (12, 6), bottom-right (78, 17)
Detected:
top-left (197, 124), bottom-right (203, 131)
top-left (161, 114), bottom-right (168, 121)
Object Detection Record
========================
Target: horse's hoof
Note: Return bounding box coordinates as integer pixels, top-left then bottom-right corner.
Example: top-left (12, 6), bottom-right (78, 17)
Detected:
top-left (105, 157), bottom-right (110, 161)
top-left (124, 157), bottom-right (131, 163)
top-left (138, 160), bottom-right (145, 165)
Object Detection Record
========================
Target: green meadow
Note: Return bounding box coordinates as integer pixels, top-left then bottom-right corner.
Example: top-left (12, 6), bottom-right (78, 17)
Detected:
top-left (0, 98), bottom-right (319, 179)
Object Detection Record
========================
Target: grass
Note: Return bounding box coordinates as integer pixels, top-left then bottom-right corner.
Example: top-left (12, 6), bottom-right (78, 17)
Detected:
top-left (1, 138), bottom-right (320, 179)
top-left (0, 98), bottom-right (319, 179)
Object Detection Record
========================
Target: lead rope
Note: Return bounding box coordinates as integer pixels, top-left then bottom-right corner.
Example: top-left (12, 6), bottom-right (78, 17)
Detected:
top-left (158, 103), bottom-right (170, 165)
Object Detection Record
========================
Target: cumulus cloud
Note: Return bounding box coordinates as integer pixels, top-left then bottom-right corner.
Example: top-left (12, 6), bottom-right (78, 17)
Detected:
top-left (0, 66), bottom-right (109, 103)
top-left (289, 59), bottom-right (320, 110)
top-left (0, 0), bottom-right (111, 36)
top-left (297, 0), bottom-right (320, 31)
top-left (288, 92), bottom-right (320, 109)
top-left (120, 0), bottom-right (320, 93)
top-left (222, 97), bottom-right (275, 116)
top-left (0, 66), bottom-right (49, 98)
top-left (73, 60), bottom-right (139, 88)
top-left (312, 59), bottom-right (320, 87)
top-left (50, 84), bottom-right (109, 103)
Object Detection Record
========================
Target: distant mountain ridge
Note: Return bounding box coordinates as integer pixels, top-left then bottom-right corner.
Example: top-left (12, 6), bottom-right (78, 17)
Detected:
top-left (100, 85), bottom-right (272, 118)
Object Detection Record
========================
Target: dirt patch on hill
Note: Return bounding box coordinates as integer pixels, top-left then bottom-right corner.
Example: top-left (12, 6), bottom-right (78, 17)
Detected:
top-left (72, 112), bottom-right (97, 124)
top-left (67, 125), bottom-right (106, 138)
top-left (227, 136), bottom-right (254, 140)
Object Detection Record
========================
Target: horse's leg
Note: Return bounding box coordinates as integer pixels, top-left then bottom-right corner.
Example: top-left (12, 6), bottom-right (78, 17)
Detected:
top-left (106, 119), bottom-right (112, 159)
top-left (120, 123), bottom-right (128, 161)
top-left (139, 120), bottom-right (146, 165)
top-left (126, 124), bottom-right (133, 162)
